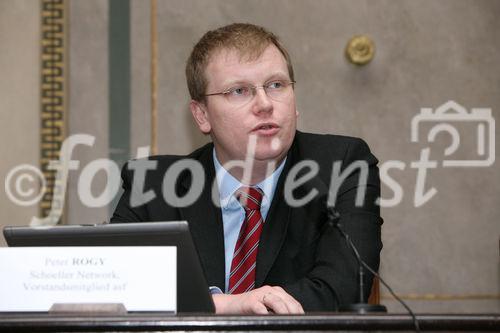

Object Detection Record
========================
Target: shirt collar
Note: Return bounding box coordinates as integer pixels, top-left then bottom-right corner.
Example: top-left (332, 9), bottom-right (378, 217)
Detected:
top-left (213, 149), bottom-right (286, 210)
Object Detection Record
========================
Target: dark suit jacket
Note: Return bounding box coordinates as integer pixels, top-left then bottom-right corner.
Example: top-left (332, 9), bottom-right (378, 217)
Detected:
top-left (111, 131), bottom-right (383, 311)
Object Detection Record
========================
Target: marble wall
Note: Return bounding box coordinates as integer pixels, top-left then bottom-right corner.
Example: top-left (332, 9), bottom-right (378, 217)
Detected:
top-left (0, 0), bottom-right (40, 238)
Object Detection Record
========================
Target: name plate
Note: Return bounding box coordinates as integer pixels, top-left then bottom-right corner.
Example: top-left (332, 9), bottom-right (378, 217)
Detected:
top-left (0, 247), bottom-right (176, 312)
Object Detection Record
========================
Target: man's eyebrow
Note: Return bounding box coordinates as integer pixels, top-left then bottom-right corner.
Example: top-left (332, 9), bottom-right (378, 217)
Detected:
top-left (220, 72), bottom-right (290, 88)
top-left (217, 79), bottom-right (249, 91)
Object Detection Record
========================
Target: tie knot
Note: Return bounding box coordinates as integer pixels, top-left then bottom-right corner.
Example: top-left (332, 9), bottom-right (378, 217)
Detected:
top-left (235, 186), bottom-right (263, 211)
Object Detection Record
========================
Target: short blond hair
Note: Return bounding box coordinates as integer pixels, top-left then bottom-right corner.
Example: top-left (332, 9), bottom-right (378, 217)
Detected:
top-left (186, 23), bottom-right (294, 102)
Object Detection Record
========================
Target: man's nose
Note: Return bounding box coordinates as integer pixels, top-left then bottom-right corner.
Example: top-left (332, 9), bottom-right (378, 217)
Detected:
top-left (252, 87), bottom-right (273, 114)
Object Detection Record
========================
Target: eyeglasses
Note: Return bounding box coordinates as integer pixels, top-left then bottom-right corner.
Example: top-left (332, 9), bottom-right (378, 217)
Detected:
top-left (204, 80), bottom-right (296, 107)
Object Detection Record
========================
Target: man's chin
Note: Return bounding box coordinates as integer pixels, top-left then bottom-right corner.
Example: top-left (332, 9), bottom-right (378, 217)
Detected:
top-left (254, 150), bottom-right (287, 165)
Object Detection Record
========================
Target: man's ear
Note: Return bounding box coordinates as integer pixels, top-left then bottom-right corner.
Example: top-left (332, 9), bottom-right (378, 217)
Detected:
top-left (190, 100), bottom-right (211, 134)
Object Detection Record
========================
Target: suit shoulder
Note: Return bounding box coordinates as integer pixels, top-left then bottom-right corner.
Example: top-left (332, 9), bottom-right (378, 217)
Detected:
top-left (294, 131), bottom-right (373, 161)
top-left (129, 142), bottom-right (212, 164)
top-left (121, 142), bottom-right (213, 178)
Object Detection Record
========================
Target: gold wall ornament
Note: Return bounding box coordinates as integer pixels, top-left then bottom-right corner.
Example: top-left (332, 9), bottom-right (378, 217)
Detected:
top-left (345, 35), bottom-right (375, 66)
top-left (40, 0), bottom-right (68, 225)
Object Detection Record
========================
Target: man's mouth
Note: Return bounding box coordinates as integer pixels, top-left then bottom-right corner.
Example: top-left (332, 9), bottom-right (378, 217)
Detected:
top-left (252, 123), bottom-right (280, 135)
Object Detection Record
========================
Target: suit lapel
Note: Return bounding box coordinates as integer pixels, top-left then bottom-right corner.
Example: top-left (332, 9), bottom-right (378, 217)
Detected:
top-left (255, 141), bottom-right (298, 287)
top-left (174, 133), bottom-right (309, 290)
top-left (177, 146), bottom-right (226, 290)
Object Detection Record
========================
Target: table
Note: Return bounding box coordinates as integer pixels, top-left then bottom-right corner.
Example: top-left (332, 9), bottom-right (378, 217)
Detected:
top-left (1, 313), bottom-right (499, 332)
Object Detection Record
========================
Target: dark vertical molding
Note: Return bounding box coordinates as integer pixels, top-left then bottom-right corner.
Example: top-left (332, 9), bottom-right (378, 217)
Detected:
top-left (109, 0), bottom-right (131, 211)
top-left (40, 0), bottom-right (67, 224)
top-left (150, 0), bottom-right (158, 155)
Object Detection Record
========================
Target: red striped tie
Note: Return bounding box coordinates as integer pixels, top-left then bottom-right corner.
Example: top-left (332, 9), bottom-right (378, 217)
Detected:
top-left (228, 187), bottom-right (264, 294)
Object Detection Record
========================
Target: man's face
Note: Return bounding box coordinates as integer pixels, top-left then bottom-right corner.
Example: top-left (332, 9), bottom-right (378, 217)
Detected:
top-left (191, 44), bottom-right (298, 168)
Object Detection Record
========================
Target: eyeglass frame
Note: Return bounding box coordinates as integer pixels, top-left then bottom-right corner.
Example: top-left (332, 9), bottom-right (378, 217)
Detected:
top-left (203, 80), bottom-right (296, 104)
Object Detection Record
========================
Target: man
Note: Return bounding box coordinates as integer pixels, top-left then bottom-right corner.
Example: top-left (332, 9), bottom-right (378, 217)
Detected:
top-left (112, 23), bottom-right (382, 314)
